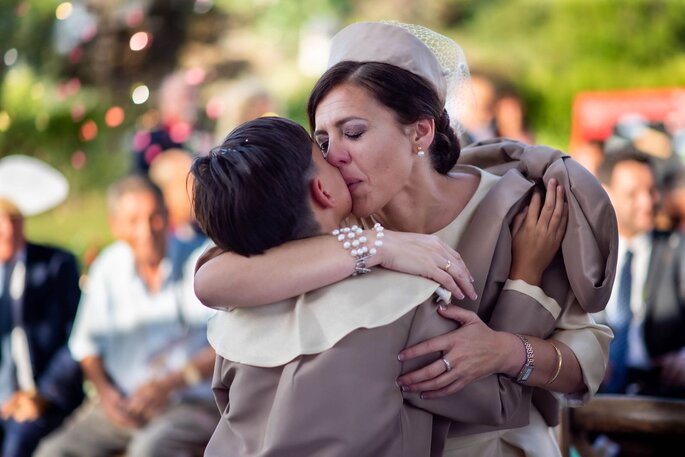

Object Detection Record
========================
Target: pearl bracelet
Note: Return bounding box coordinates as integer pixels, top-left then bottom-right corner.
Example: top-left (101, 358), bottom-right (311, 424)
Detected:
top-left (331, 223), bottom-right (384, 276)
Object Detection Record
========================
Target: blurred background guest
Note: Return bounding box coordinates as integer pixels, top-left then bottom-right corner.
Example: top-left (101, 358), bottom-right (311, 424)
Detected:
top-left (595, 148), bottom-right (685, 398)
top-left (35, 175), bottom-right (217, 457)
top-left (130, 71), bottom-right (213, 176)
top-left (660, 169), bottom-right (685, 233)
top-left (494, 84), bottom-right (534, 144)
top-left (459, 70), bottom-right (498, 145)
top-left (0, 156), bottom-right (83, 457)
top-left (148, 148), bottom-right (207, 279)
top-left (570, 140), bottom-right (605, 178)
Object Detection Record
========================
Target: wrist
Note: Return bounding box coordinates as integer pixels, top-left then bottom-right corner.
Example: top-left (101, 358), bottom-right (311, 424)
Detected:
top-left (331, 223), bottom-right (384, 276)
top-left (500, 332), bottom-right (527, 377)
top-left (509, 269), bottom-right (542, 286)
top-left (512, 334), bottom-right (535, 383)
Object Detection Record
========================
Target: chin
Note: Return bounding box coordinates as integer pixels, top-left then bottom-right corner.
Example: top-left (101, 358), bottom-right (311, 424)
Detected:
top-left (351, 204), bottom-right (373, 219)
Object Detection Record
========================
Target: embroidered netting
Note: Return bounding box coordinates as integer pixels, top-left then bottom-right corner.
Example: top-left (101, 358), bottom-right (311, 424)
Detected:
top-left (381, 20), bottom-right (473, 134)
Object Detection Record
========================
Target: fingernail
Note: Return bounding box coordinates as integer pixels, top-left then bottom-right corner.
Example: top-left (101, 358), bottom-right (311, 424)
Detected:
top-left (438, 304), bottom-right (447, 311)
top-left (457, 292), bottom-right (465, 300)
top-left (397, 353), bottom-right (405, 361)
top-left (420, 393), bottom-right (426, 399)
top-left (470, 276), bottom-right (475, 282)
top-left (402, 386), bottom-right (410, 392)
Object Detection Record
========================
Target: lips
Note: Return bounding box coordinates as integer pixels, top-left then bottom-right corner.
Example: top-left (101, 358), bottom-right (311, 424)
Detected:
top-left (344, 177), bottom-right (362, 193)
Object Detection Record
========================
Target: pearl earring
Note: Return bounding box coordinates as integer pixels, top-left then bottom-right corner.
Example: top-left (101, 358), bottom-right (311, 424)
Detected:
top-left (417, 146), bottom-right (425, 157)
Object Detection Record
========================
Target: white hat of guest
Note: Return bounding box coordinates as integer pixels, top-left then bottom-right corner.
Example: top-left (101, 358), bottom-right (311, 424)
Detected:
top-left (0, 155), bottom-right (69, 217)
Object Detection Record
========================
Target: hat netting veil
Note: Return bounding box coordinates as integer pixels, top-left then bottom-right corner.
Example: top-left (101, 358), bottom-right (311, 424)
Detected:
top-left (380, 20), bottom-right (473, 134)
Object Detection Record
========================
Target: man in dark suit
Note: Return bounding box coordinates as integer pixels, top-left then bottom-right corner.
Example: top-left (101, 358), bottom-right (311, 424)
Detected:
top-left (596, 147), bottom-right (685, 397)
top-left (0, 156), bottom-right (84, 457)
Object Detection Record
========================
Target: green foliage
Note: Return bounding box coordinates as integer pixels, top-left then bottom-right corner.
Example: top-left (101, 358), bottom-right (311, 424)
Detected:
top-left (456, 0), bottom-right (685, 148)
top-left (214, 0), bottom-right (349, 53)
top-left (25, 192), bottom-right (113, 264)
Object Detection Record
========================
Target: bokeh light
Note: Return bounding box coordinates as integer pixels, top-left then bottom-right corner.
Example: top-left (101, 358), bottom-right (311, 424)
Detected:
top-left (55, 2), bottom-right (73, 20)
top-left (4, 49), bottom-right (18, 66)
top-left (194, 0), bottom-right (213, 14)
top-left (105, 106), bottom-right (125, 127)
top-left (205, 97), bottom-right (224, 120)
top-left (71, 150), bottom-right (87, 170)
top-left (185, 67), bottom-right (205, 85)
top-left (131, 84), bottom-right (150, 104)
top-left (169, 121), bottom-right (191, 143)
top-left (0, 112), bottom-right (11, 132)
top-left (129, 32), bottom-right (150, 51)
top-left (70, 103), bottom-right (85, 122)
top-left (79, 120), bottom-right (98, 141)
top-left (125, 7), bottom-right (145, 27)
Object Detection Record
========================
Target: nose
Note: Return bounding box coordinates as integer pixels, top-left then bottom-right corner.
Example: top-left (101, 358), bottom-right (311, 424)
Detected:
top-left (326, 138), bottom-right (351, 168)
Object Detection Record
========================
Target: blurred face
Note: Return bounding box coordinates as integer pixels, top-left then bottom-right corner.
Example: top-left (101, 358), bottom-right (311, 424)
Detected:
top-left (0, 211), bottom-right (24, 262)
top-left (605, 160), bottom-right (657, 238)
top-left (313, 83), bottom-right (415, 217)
top-left (310, 143), bottom-right (352, 224)
top-left (462, 76), bottom-right (496, 131)
top-left (109, 191), bottom-right (167, 263)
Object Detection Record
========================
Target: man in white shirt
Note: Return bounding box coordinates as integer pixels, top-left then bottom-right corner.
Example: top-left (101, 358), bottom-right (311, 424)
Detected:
top-left (36, 175), bottom-right (217, 457)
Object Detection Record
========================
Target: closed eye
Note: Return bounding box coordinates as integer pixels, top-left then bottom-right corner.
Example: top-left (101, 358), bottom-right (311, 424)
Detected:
top-left (318, 140), bottom-right (329, 158)
top-left (345, 130), bottom-right (364, 140)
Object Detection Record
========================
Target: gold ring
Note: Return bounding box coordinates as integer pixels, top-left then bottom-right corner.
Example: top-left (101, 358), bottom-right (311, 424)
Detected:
top-left (444, 260), bottom-right (452, 271)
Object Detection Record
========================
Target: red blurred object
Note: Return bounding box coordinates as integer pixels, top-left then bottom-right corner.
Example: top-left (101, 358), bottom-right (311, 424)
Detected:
top-left (570, 88), bottom-right (685, 149)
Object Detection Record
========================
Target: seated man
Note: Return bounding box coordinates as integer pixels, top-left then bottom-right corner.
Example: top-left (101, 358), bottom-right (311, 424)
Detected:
top-left (192, 117), bottom-right (579, 456)
top-left (0, 155), bottom-right (83, 457)
top-left (36, 175), bottom-right (217, 457)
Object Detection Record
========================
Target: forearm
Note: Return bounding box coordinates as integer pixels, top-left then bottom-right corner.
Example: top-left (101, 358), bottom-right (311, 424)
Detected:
top-left (195, 226), bottom-right (476, 309)
top-left (501, 333), bottom-right (584, 393)
top-left (194, 234), bottom-right (366, 309)
top-left (495, 287), bottom-right (609, 397)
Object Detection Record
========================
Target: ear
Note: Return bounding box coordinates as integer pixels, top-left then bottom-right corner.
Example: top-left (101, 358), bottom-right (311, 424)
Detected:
top-left (310, 177), bottom-right (336, 209)
top-left (414, 117), bottom-right (436, 149)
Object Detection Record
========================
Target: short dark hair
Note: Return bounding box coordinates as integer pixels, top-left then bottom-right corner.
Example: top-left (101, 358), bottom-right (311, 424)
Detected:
top-left (597, 145), bottom-right (653, 185)
top-left (191, 116), bottom-right (320, 256)
top-left (307, 61), bottom-right (460, 174)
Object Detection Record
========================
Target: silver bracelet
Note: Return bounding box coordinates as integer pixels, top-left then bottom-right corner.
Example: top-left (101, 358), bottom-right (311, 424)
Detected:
top-left (514, 334), bottom-right (535, 383)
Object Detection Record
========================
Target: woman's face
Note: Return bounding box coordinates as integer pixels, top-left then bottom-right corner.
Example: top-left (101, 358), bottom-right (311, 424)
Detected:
top-left (313, 83), bottom-right (415, 217)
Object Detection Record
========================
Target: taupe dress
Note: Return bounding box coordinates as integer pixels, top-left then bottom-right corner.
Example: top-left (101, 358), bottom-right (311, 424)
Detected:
top-left (205, 140), bottom-right (616, 457)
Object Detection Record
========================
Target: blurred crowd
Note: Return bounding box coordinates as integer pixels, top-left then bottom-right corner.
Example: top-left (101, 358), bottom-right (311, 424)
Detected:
top-left (1, 64), bottom-right (685, 457)
top-left (463, 78), bottom-right (685, 404)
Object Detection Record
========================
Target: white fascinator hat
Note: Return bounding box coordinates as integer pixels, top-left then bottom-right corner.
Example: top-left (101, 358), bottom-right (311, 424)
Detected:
top-left (0, 155), bottom-right (69, 217)
top-left (326, 20), bottom-right (473, 132)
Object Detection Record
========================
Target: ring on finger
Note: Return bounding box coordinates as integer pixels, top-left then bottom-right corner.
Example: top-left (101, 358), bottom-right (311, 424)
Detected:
top-left (443, 260), bottom-right (452, 271)
top-left (441, 357), bottom-right (453, 372)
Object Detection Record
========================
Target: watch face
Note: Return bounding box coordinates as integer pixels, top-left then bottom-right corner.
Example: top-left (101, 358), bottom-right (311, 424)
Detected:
top-left (521, 365), bottom-right (534, 381)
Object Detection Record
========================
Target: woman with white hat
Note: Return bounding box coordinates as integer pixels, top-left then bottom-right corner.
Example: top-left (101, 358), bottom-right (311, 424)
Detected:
top-left (195, 21), bottom-right (616, 456)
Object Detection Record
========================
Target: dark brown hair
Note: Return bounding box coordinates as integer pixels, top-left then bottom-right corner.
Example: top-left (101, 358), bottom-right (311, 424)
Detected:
top-left (307, 61), bottom-right (460, 174)
top-left (597, 145), bottom-right (652, 186)
top-left (191, 117), bottom-right (320, 256)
